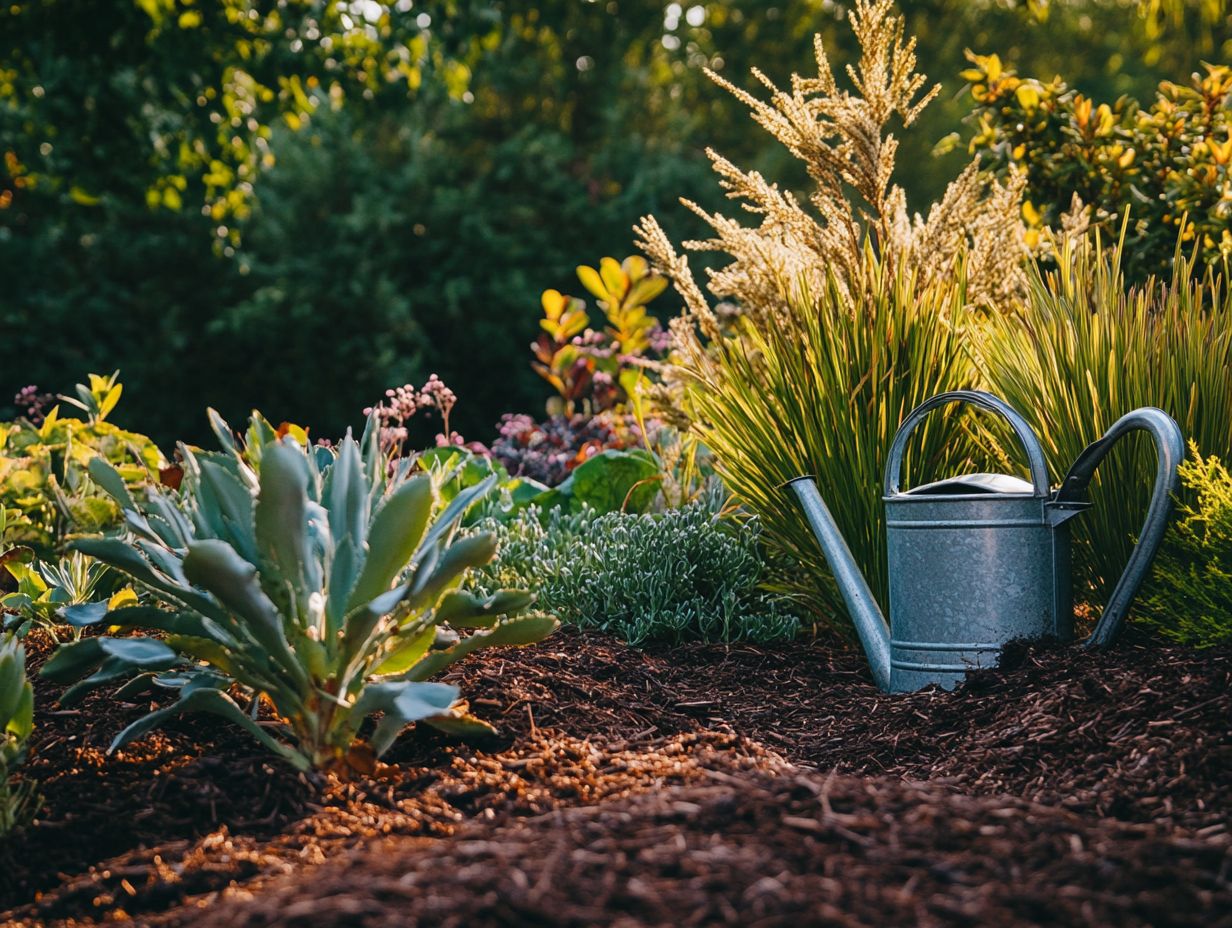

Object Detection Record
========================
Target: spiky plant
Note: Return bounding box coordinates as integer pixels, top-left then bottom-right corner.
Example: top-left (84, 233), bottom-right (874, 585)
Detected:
top-left (673, 256), bottom-right (982, 628)
top-left (40, 415), bottom-right (557, 772)
top-left (978, 231), bottom-right (1232, 606)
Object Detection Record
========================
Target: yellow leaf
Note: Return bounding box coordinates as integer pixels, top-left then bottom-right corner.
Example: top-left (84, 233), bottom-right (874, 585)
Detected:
top-left (575, 264), bottom-right (607, 301)
top-left (541, 288), bottom-right (566, 319)
top-left (1015, 84), bottom-right (1040, 112)
top-left (108, 587), bottom-right (139, 611)
top-left (69, 186), bottom-right (101, 206)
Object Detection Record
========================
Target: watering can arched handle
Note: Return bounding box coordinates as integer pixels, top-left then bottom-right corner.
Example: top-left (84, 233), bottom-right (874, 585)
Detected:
top-left (1053, 408), bottom-right (1185, 649)
top-left (885, 390), bottom-right (1051, 497)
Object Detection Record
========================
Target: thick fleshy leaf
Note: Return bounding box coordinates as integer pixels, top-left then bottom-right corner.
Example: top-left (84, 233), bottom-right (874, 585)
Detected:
top-left (353, 681), bottom-right (460, 757)
top-left (418, 475), bottom-right (498, 553)
top-left (371, 625), bottom-right (436, 676)
top-left (70, 537), bottom-right (227, 622)
top-left (399, 613), bottom-right (558, 682)
top-left (58, 600), bottom-right (111, 628)
top-left (98, 637), bottom-right (179, 667)
top-left (326, 534), bottom-right (360, 633)
top-left (39, 638), bottom-right (105, 683)
top-left (86, 456), bottom-right (136, 511)
top-left (197, 458), bottom-right (257, 559)
top-left (347, 476), bottom-right (433, 611)
top-left (182, 540), bottom-right (300, 678)
top-left (207, 408), bottom-right (240, 456)
top-left (254, 440), bottom-right (313, 598)
top-left (324, 435), bottom-right (368, 557)
top-left (110, 686), bottom-right (308, 770)
top-left (432, 589), bottom-right (535, 629)
top-left (405, 533), bottom-right (498, 611)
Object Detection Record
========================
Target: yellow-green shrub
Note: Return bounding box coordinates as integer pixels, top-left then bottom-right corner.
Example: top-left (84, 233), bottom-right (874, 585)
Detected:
top-left (1139, 449), bottom-right (1232, 647)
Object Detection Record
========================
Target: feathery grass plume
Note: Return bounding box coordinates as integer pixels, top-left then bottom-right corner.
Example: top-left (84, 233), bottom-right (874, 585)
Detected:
top-left (635, 0), bottom-right (1027, 366)
top-left (676, 253), bottom-right (982, 628)
top-left (978, 229), bottom-right (1232, 611)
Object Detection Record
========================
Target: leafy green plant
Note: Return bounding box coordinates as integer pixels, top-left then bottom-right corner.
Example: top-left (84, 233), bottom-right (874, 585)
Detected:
top-left (533, 256), bottom-right (668, 417)
top-left (978, 233), bottom-right (1232, 604)
top-left (40, 414), bottom-right (557, 773)
top-left (470, 488), bottom-right (799, 646)
top-left (1138, 448), bottom-right (1232, 647)
top-left (962, 55), bottom-right (1232, 279)
top-left (2, 550), bottom-right (133, 640)
top-left (0, 373), bottom-right (165, 558)
top-left (0, 635), bottom-right (37, 836)
top-left (662, 258), bottom-right (981, 628)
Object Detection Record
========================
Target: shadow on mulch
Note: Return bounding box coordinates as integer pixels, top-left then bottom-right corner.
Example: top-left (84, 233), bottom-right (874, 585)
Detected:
top-left (0, 627), bottom-right (1228, 926)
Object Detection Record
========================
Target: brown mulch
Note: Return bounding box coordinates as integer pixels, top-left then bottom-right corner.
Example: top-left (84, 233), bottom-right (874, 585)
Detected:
top-left (177, 772), bottom-right (1232, 928)
top-left (0, 628), bottom-right (1228, 926)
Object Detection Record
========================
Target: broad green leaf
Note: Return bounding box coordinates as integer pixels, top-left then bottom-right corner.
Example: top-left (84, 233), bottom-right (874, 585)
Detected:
top-left (371, 625), bottom-right (435, 676)
top-left (40, 637), bottom-right (105, 683)
top-left (254, 440), bottom-right (312, 596)
top-left (405, 532), bottom-right (497, 611)
top-left (433, 589), bottom-right (535, 628)
top-left (86, 457), bottom-right (136, 511)
top-left (110, 686), bottom-right (308, 770)
top-left (347, 476), bottom-right (433, 611)
top-left (400, 613), bottom-right (558, 681)
top-left (353, 681), bottom-right (460, 757)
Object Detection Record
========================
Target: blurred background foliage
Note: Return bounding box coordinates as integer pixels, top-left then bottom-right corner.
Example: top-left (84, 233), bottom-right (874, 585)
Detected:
top-left (2, 0), bottom-right (1229, 446)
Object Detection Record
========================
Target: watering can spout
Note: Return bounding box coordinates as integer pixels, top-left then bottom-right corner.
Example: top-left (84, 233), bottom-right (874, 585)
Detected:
top-left (786, 476), bottom-right (892, 691)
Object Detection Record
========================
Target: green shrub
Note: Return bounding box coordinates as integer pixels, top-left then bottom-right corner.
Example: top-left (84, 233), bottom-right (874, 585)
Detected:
top-left (1139, 449), bottom-right (1232, 647)
top-left (660, 260), bottom-right (982, 629)
top-left (979, 235), bottom-right (1232, 605)
top-left (41, 413), bottom-right (556, 773)
top-left (963, 55), bottom-right (1232, 279)
top-left (0, 635), bottom-right (37, 836)
top-left (0, 373), bottom-right (164, 558)
top-left (470, 489), bottom-right (800, 646)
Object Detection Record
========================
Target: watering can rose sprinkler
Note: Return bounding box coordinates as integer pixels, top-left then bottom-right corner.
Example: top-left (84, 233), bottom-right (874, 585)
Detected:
top-left (787, 391), bottom-right (1184, 693)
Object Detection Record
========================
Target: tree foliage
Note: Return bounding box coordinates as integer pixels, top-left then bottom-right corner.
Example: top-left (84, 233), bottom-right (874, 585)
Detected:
top-left (1, 1), bottom-right (1227, 445)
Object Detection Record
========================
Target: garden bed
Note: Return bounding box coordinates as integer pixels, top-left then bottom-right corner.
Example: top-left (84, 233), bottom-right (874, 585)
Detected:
top-left (1, 628), bottom-right (1229, 926)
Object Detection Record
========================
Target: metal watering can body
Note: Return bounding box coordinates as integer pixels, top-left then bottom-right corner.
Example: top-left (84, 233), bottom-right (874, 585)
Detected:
top-left (788, 391), bottom-right (1185, 693)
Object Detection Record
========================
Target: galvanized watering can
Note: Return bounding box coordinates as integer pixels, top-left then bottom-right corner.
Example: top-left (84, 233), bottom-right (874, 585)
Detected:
top-left (787, 390), bottom-right (1184, 693)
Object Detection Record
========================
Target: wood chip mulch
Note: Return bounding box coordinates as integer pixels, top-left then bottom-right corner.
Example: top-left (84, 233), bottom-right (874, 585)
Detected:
top-left (0, 627), bottom-right (1228, 927)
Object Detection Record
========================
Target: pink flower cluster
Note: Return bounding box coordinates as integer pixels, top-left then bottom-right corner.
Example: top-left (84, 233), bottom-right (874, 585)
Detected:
top-left (363, 375), bottom-right (471, 456)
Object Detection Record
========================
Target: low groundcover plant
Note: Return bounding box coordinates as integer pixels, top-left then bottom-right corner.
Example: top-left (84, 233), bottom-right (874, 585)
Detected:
top-left (40, 414), bottom-right (557, 773)
top-left (470, 488), bottom-right (800, 646)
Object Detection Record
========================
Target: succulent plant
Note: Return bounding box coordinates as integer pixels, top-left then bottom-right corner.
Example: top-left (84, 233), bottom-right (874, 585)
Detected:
top-left (0, 635), bottom-right (37, 835)
top-left (40, 413), bottom-right (557, 772)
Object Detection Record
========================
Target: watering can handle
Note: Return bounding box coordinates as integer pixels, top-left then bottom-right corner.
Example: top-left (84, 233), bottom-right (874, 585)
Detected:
top-left (884, 390), bottom-right (1051, 497)
top-left (1053, 408), bottom-right (1185, 649)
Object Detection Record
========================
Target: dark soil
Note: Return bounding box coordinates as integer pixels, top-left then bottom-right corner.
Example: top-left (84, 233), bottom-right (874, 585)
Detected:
top-left (1, 628), bottom-right (1228, 927)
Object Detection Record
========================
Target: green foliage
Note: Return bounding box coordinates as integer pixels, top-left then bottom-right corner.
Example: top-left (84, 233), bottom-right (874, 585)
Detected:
top-left (979, 234), bottom-right (1232, 604)
top-left (531, 448), bottom-right (661, 516)
top-left (41, 413), bottom-right (556, 772)
top-left (963, 55), bottom-right (1232, 279)
top-left (534, 256), bottom-right (668, 416)
top-left (0, 635), bottom-right (37, 836)
top-left (6, 2), bottom-right (1225, 446)
top-left (675, 258), bottom-right (981, 628)
top-left (1139, 448), bottom-right (1232, 647)
top-left (0, 374), bottom-right (164, 558)
top-left (470, 490), bottom-right (799, 646)
top-left (2, 550), bottom-right (132, 640)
